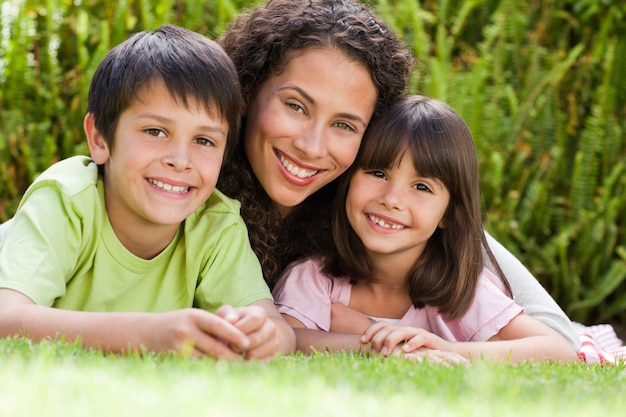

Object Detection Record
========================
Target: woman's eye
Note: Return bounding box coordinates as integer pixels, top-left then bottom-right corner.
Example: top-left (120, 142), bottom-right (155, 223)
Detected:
top-left (335, 121), bottom-right (356, 132)
top-left (287, 102), bottom-right (305, 113)
top-left (145, 128), bottom-right (165, 137)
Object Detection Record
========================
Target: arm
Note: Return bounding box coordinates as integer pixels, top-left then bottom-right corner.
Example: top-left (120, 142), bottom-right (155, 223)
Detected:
top-left (484, 232), bottom-right (580, 350)
top-left (282, 313), bottom-right (365, 354)
top-left (365, 313), bottom-right (577, 364)
top-left (0, 288), bottom-right (253, 359)
top-left (329, 302), bottom-right (371, 334)
top-left (283, 312), bottom-right (467, 365)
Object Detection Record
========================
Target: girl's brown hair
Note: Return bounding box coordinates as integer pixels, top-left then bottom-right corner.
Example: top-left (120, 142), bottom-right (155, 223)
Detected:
top-left (324, 95), bottom-right (511, 320)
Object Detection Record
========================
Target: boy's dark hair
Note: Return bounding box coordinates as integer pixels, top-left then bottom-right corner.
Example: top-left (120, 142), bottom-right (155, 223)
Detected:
top-left (324, 95), bottom-right (512, 320)
top-left (217, 0), bottom-right (413, 287)
top-left (87, 24), bottom-right (242, 161)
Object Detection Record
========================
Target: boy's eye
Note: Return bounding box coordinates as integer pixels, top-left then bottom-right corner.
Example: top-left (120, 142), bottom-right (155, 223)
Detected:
top-left (145, 128), bottom-right (166, 137)
top-left (194, 137), bottom-right (215, 147)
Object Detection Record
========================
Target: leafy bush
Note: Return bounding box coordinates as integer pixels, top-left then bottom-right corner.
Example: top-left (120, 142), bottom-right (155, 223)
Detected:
top-left (1, 0), bottom-right (625, 325)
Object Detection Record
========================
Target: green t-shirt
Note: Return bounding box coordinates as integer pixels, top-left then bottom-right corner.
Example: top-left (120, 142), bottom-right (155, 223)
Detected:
top-left (0, 156), bottom-right (271, 312)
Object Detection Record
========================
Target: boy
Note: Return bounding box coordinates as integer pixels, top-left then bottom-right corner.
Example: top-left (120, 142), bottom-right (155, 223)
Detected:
top-left (0, 25), bottom-right (294, 360)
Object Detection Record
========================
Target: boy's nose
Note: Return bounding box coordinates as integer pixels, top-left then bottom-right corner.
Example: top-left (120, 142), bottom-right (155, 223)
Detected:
top-left (163, 141), bottom-right (192, 171)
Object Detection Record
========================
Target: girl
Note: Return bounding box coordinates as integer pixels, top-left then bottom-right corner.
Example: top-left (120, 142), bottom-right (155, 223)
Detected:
top-left (273, 95), bottom-right (577, 363)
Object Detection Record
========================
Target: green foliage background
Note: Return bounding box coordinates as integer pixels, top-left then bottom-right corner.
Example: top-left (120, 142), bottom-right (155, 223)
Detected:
top-left (1, 0), bottom-right (625, 325)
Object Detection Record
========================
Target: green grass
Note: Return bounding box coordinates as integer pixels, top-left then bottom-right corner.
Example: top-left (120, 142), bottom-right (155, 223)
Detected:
top-left (1, 338), bottom-right (625, 416)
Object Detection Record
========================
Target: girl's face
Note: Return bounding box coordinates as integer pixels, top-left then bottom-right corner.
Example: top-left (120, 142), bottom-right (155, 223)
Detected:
top-left (346, 151), bottom-right (450, 267)
top-left (244, 47), bottom-right (377, 216)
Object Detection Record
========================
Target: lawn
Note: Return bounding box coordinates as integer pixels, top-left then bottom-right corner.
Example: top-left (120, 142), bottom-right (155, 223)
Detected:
top-left (1, 338), bottom-right (624, 417)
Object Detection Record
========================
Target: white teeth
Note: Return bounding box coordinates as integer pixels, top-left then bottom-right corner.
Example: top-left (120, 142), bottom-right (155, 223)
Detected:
top-left (368, 214), bottom-right (405, 229)
top-left (148, 179), bottom-right (189, 194)
top-left (279, 154), bottom-right (318, 179)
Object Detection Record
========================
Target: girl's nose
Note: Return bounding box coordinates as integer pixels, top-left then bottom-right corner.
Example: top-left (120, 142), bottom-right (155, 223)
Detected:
top-left (379, 182), bottom-right (404, 210)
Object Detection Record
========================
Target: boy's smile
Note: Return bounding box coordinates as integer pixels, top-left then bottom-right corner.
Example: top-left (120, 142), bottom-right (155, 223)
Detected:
top-left (86, 81), bottom-right (228, 257)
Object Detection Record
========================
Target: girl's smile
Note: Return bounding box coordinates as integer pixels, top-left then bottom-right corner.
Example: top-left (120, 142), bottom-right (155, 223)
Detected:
top-left (346, 151), bottom-right (450, 267)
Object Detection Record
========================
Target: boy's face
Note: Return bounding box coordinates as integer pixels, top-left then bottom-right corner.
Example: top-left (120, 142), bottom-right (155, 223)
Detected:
top-left (87, 81), bottom-right (228, 241)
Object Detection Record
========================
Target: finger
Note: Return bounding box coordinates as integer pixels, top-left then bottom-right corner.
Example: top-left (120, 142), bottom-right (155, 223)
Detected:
top-left (217, 305), bottom-right (240, 324)
top-left (231, 306), bottom-right (266, 335)
top-left (375, 327), bottom-right (421, 355)
top-left (243, 330), bottom-right (280, 362)
top-left (424, 350), bottom-right (469, 366)
top-left (369, 326), bottom-right (401, 354)
top-left (361, 320), bottom-right (392, 342)
top-left (237, 317), bottom-right (276, 358)
top-left (401, 333), bottom-right (429, 353)
top-left (194, 312), bottom-right (251, 352)
top-left (180, 332), bottom-right (242, 360)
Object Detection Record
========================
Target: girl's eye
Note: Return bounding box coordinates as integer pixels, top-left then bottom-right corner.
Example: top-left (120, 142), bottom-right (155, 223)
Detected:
top-left (414, 183), bottom-right (432, 193)
top-left (194, 137), bottom-right (215, 147)
top-left (366, 170), bottom-right (386, 179)
top-left (334, 121), bottom-right (356, 132)
top-left (145, 128), bottom-right (166, 137)
top-left (287, 102), bottom-right (305, 114)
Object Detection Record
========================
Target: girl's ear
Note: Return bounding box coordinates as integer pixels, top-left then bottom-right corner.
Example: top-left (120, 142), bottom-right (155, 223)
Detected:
top-left (84, 113), bottom-right (110, 165)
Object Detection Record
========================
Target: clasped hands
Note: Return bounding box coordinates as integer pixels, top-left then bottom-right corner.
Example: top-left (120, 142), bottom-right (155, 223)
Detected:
top-left (330, 302), bottom-right (468, 365)
top-left (157, 304), bottom-right (279, 361)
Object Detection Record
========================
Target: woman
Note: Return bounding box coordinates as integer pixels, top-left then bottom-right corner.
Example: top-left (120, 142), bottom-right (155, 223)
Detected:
top-left (216, 0), bottom-right (580, 350)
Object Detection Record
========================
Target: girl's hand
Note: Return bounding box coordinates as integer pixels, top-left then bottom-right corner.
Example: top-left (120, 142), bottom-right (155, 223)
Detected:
top-left (393, 347), bottom-right (469, 366)
top-left (362, 321), bottom-right (453, 356)
top-left (330, 303), bottom-right (371, 334)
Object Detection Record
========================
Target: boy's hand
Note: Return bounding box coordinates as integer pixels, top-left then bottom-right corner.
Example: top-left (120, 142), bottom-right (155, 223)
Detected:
top-left (217, 303), bottom-right (281, 361)
top-left (155, 308), bottom-right (250, 360)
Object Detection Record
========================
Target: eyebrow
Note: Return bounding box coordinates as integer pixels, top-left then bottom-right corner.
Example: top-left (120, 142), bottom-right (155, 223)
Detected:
top-left (137, 113), bottom-right (226, 136)
top-left (278, 85), bottom-right (369, 127)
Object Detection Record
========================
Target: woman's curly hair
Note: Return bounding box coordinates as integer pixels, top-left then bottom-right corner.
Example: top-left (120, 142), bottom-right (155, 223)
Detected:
top-left (217, 0), bottom-right (413, 288)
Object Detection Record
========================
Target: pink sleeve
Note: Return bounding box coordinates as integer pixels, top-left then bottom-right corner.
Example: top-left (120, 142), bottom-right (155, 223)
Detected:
top-left (436, 268), bottom-right (524, 341)
top-left (271, 257), bottom-right (335, 331)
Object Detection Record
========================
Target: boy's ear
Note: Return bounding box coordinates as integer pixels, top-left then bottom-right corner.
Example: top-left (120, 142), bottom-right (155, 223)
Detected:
top-left (84, 113), bottom-right (110, 165)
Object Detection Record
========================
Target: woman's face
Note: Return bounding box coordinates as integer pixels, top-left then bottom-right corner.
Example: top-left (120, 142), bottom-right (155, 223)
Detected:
top-left (244, 47), bottom-right (377, 216)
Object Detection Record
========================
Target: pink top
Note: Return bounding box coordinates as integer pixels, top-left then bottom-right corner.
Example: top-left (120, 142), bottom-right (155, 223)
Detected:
top-left (273, 257), bottom-right (523, 342)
